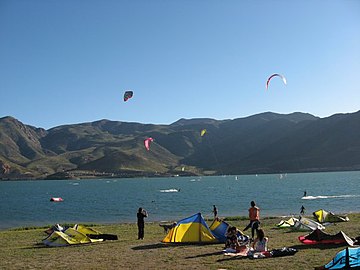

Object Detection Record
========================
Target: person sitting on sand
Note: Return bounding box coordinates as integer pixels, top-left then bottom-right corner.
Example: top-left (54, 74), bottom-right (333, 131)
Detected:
top-left (225, 226), bottom-right (241, 251)
top-left (252, 229), bottom-right (268, 252)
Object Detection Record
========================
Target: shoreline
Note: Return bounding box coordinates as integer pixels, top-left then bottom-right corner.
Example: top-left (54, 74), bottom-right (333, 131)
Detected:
top-left (1, 169), bottom-right (360, 181)
top-left (2, 212), bottom-right (358, 232)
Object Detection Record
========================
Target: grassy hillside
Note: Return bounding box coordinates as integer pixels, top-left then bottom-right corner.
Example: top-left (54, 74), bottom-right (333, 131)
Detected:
top-left (1, 111), bottom-right (359, 179)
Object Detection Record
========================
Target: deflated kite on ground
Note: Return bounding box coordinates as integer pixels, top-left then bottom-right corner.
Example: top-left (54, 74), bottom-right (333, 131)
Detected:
top-left (293, 216), bottom-right (325, 231)
top-left (315, 247), bottom-right (360, 270)
top-left (299, 229), bottom-right (355, 246)
top-left (43, 224), bottom-right (117, 247)
top-left (313, 209), bottom-right (350, 223)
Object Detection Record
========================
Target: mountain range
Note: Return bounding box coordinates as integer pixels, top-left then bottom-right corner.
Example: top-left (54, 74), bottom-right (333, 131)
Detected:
top-left (1, 111), bottom-right (359, 180)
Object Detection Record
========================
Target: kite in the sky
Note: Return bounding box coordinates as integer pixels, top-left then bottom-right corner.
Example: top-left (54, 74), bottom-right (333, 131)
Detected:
top-left (124, 91), bottom-right (133, 102)
top-left (200, 129), bottom-right (207, 137)
top-left (266, 74), bottom-right (287, 90)
top-left (144, 137), bottom-right (154, 151)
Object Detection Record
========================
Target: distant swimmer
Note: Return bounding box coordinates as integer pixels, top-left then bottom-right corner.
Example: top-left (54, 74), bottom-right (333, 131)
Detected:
top-left (303, 190), bottom-right (307, 197)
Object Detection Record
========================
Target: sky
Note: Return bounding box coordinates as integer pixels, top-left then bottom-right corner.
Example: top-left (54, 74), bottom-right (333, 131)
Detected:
top-left (0, 0), bottom-right (359, 129)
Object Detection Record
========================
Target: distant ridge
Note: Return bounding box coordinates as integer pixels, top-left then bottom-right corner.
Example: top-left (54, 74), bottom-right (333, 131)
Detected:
top-left (0, 111), bottom-right (359, 179)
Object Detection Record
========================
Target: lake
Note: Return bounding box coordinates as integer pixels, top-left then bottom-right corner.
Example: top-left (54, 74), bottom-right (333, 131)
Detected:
top-left (0, 171), bottom-right (359, 230)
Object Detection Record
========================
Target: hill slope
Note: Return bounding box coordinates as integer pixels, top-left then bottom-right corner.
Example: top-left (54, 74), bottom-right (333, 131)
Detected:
top-left (0, 111), bottom-right (359, 179)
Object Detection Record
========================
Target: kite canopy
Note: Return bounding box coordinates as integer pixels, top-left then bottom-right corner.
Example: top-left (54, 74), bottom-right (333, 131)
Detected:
top-left (313, 209), bottom-right (349, 223)
top-left (293, 216), bottom-right (325, 231)
top-left (43, 224), bottom-right (117, 247)
top-left (123, 90), bottom-right (133, 102)
top-left (266, 73), bottom-right (287, 90)
top-left (144, 137), bottom-right (154, 151)
top-left (315, 247), bottom-right (360, 270)
top-left (276, 217), bottom-right (298, 228)
top-left (299, 229), bottom-right (355, 246)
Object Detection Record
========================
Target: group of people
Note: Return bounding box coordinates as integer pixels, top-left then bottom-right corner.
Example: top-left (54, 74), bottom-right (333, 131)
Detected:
top-left (224, 200), bottom-right (268, 254)
top-left (136, 200), bottom-right (268, 252)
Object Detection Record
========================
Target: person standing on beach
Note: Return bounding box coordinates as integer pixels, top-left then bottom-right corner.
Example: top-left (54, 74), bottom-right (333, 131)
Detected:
top-left (213, 205), bottom-right (218, 219)
top-left (300, 205), bottom-right (305, 215)
top-left (243, 201), bottom-right (260, 240)
top-left (137, 207), bottom-right (148, 240)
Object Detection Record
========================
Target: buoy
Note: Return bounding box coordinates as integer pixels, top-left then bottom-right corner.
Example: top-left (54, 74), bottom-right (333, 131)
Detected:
top-left (50, 197), bottom-right (63, 202)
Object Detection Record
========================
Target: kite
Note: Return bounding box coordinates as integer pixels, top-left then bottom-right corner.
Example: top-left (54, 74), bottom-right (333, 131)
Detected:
top-left (144, 137), bottom-right (154, 151)
top-left (200, 129), bottom-right (207, 137)
top-left (2, 163), bottom-right (10, 174)
top-left (266, 74), bottom-right (287, 90)
top-left (124, 91), bottom-right (133, 102)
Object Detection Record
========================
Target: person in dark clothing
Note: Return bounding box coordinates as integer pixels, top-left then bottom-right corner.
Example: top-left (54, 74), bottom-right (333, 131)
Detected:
top-left (213, 205), bottom-right (218, 219)
top-left (300, 205), bottom-right (305, 215)
top-left (137, 207), bottom-right (148, 240)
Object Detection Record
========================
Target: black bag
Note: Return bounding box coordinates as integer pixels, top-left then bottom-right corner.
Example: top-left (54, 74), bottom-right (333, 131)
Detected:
top-left (270, 247), bottom-right (298, 257)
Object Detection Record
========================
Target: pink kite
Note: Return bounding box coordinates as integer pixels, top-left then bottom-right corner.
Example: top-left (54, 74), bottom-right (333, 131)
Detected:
top-left (144, 137), bottom-right (154, 151)
top-left (266, 74), bottom-right (287, 90)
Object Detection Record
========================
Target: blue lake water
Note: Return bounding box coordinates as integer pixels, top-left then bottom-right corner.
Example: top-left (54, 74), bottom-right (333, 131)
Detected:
top-left (0, 171), bottom-right (359, 230)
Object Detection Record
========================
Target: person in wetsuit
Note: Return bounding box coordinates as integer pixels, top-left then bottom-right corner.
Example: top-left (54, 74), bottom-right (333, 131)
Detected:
top-left (137, 207), bottom-right (148, 240)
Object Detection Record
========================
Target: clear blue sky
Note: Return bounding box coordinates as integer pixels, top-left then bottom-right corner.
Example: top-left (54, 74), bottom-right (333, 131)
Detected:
top-left (1, 0), bottom-right (359, 129)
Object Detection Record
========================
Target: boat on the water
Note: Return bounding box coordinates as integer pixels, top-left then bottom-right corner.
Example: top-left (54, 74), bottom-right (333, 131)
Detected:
top-left (50, 197), bottom-right (63, 202)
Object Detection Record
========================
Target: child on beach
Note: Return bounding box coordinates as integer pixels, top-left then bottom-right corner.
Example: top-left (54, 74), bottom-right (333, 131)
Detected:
top-left (247, 228), bottom-right (269, 258)
top-left (252, 229), bottom-right (268, 252)
top-left (225, 226), bottom-right (240, 251)
top-left (224, 226), bottom-right (250, 255)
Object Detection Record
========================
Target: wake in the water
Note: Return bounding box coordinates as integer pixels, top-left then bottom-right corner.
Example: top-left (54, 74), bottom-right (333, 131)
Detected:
top-left (160, 189), bottom-right (180, 193)
top-left (302, 195), bottom-right (360, 200)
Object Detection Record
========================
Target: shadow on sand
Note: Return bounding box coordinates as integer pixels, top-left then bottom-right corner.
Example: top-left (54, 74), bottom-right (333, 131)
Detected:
top-left (185, 251), bottom-right (223, 259)
top-left (131, 243), bottom-right (172, 250)
top-left (216, 254), bottom-right (248, 262)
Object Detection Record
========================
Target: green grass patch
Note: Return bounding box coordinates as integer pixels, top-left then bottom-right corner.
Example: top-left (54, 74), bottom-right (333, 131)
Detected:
top-left (0, 214), bottom-right (359, 269)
